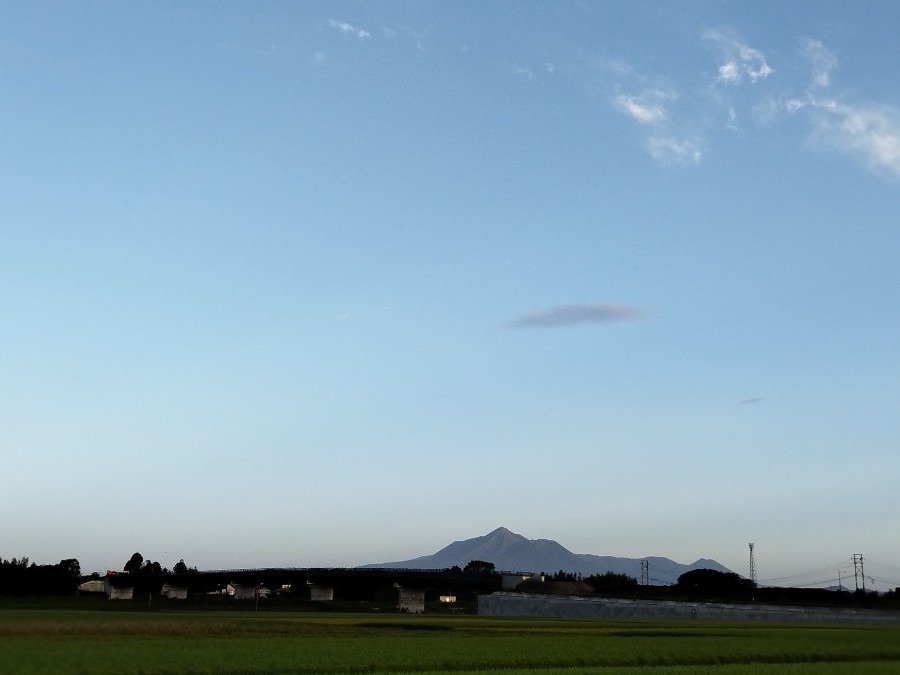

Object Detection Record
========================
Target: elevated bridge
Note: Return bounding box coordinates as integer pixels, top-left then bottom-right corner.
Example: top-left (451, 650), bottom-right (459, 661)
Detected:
top-left (104, 567), bottom-right (503, 606)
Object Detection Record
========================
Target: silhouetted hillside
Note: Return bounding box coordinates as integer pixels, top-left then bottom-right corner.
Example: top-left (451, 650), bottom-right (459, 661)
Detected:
top-left (366, 527), bottom-right (731, 585)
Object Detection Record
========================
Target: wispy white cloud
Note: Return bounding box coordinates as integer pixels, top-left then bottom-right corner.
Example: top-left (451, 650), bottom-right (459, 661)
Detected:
top-left (615, 92), bottom-right (669, 125)
top-left (751, 96), bottom-right (789, 126)
top-left (616, 94), bottom-right (666, 124)
top-left (514, 63), bottom-right (556, 80)
top-left (705, 29), bottom-right (773, 84)
top-left (810, 100), bottom-right (900, 179)
top-left (515, 66), bottom-right (534, 79)
top-left (766, 39), bottom-right (900, 179)
top-left (717, 61), bottom-right (740, 83)
top-left (591, 29), bottom-right (900, 180)
top-left (508, 303), bottom-right (641, 329)
top-left (726, 106), bottom-right (739, 131)
top-left (328, 19), bottom-right (371, 40)
top-left (647, 137), bottom-right (702, 165)
top-left (600, 67), bottom-right (702, 166)
top-left (802, 39), bottom-right (837, 89)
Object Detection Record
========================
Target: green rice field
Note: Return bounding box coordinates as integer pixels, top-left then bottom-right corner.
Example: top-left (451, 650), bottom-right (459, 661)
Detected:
top-left (2, 609), bottom-right (900, 674)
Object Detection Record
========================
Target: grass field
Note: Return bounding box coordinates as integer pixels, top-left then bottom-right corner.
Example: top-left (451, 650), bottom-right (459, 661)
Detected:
top-left (2, 609), bottom-right (900, 674)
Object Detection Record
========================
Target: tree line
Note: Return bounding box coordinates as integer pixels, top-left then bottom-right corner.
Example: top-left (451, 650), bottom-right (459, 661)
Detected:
top-left (543, 570), bottom-right (639, 588)
top-left (0, 553), bottom-right (198, 596)
top-left (0, 557), bottom-right (81, 596)
top-left (122, 552), bottom-right (197, 576)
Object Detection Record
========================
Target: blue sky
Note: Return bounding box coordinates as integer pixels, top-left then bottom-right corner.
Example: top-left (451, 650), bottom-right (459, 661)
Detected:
top-left (3, 1), bottom-right (900, 590)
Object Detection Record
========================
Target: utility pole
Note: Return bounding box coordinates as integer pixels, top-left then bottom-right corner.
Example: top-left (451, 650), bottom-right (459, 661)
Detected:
top-left (748, 543), bottom-right (757, 586)
top-left (852, 554), bottom-right (865, 592)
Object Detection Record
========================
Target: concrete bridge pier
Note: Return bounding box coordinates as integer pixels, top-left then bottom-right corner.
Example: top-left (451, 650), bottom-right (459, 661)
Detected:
top-left (395, 585), bottom-right (426, 613)
top-left (307, 583), bottom-right (334, 601)
top-left (104, 578), bottom-right (134, 600)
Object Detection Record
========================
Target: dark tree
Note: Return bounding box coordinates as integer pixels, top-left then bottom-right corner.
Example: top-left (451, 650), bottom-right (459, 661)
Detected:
top-left (677, 568), bottom-right (754, 594)
top-left (123, 552), bottom-right (143, 573)
top-left (586, 571), bottom-right (637, 588)
top-left (464, 560), bottom-right (495, 573)
top-left (58, 558), bottom-right (81, 579)
top-left (172, 559), bottom-right (198, 575)
top-left (140, 560), bottom-right (163, 575)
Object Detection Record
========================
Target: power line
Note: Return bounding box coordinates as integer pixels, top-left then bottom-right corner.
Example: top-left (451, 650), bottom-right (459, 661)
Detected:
top-left (760, 561), bottom-right (852, 584)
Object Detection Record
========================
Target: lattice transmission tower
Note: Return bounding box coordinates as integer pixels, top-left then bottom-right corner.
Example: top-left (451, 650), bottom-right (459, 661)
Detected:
top-left (748, 543), bottom-right (757, 586)
top-left (852, 554), bottom-right (865, 591)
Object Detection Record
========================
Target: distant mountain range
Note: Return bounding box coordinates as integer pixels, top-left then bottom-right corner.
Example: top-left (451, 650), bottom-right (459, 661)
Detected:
top-left (367, 527), bottom-right (731, 586)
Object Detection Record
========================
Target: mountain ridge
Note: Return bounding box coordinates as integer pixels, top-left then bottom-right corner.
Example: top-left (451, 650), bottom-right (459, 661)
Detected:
top-left (366, 527), bottom-right (731, 585)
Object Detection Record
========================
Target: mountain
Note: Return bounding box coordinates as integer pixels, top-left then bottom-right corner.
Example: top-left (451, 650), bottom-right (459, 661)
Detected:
top-left (367, 527), bottom-right (731, 585)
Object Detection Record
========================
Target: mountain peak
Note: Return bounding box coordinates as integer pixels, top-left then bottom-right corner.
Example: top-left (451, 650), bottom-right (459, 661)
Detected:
top-left (485, 526), bottom-right (518, 538)
top-left (367, 528), bottom-right (731, 584)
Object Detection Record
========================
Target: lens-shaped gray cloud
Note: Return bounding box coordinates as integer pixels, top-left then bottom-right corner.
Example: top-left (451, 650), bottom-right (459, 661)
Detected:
top-left (508, 303), bottom-right (641, 328)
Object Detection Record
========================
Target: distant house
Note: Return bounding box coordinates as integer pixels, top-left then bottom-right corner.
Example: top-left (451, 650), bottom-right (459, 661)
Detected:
top-left (161, 584), bottom-right (188, 600)
top-left (104, 577), bottom-right (134, 600)
top-left (502, 574), bottom-right (543, 590)
top-left (77, 579), bottom-right (105, 594)
top-left (227, 583), bottom-right (269, 600)
top-left (227, 583), bottom-right (252, 599)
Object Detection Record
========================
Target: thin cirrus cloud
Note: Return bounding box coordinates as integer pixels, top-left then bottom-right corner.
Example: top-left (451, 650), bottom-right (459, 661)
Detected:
top-left (802, 39), bottom-right (837, 90)
top-left (704, 29), bottom-right (774, 84)
top-left (515, 63), bottom-right (555, 80)
top-left (328, 19), bottom-right (371, 39)
top-left (812, 100), bottom-right (900, 179)
top-left (786, 40), bottom-right (900, 180)
top-left (602, 28), bottom-right (771, 166)
top-left (615, 90), bottom-right (671, 125)
top-left (604, 66), bottom-right (700, 165)
top-left (515, 66), bottom-right (535, 79)
top-left (702, 32), bottom-right (900, 180)
top-left (647, 137), bottom-right (702, 165)
top-left (508, 303), bottom-right (641, 329)
top-left (603, 28), bottom-right (900, 180)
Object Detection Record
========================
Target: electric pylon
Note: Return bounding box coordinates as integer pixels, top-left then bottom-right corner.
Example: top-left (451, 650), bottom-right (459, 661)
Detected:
top-left (748, 543), bottom-right (757, 586)
top-left (852, 554), bottom-right (865, 591)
